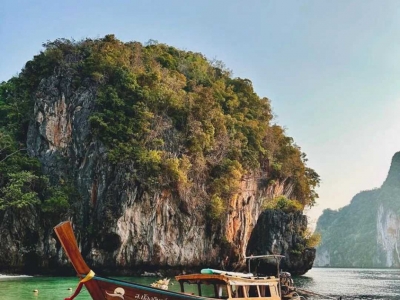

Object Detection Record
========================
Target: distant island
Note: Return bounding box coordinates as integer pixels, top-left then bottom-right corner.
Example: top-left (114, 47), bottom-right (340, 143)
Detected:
top-left (314, 152), bottom-right (400, 268)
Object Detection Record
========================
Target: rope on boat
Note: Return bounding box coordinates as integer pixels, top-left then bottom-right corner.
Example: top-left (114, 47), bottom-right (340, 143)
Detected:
top-left (295, 287), bottom-right (340, 300)
top-left (65, 270), bottom-right (96, 300)
top-left (290, 291), bottom-right (306, 300)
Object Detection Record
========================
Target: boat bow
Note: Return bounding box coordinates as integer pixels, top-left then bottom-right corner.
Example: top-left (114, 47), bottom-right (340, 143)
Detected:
top-left (54, 221), bottom-right (105, 299)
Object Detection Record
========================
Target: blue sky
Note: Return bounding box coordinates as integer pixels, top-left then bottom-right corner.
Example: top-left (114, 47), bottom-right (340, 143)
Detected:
top-left (2, 0), bottom-right (400, 223)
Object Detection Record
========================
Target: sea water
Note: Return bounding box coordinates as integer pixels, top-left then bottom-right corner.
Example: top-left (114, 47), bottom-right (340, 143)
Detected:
top-left (295, 268), bottom-right (400, 299)
top-left (1, 268), bottom-right (400, 300)
top-left (0, 275), bottom-right (91, 300)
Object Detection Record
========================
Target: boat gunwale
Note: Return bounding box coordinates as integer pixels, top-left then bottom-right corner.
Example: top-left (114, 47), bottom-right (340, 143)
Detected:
top-left (89, 275), bottom-right (209, 299)
top-left (176, 274), bottom-right (280, 286)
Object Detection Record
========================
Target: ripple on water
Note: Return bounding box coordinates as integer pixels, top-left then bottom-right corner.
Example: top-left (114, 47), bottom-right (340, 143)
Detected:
top-left (294, 268), bottom-right (400, 299)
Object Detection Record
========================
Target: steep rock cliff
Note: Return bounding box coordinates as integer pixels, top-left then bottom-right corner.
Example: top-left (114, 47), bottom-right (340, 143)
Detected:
top-left (14, 73), bottom-right (296, 272)
top-left (315, 152), bottom-right (400, 268)
top-left (247, 210), bottom-right (315, 275)
top-left (25, 77), bottom-right (294, 270)
top-left (0, 37), bottom-right (317, 275)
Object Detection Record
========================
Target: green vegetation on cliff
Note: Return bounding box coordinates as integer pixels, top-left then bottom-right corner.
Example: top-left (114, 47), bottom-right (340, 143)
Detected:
top-left (0, 35), bottom-right (319, 219)
top-left (315, 189), bottom-right (380, 267)
top-left (0, 54), bottom-right (71, 217)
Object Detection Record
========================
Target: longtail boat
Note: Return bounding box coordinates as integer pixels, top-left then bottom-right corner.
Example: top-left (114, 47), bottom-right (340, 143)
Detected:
top-left (54, 221), bottom-right (309, 300)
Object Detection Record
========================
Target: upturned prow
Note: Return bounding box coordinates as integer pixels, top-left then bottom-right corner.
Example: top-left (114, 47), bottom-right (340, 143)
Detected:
top-left (54, 221), bottom-right (105, 299)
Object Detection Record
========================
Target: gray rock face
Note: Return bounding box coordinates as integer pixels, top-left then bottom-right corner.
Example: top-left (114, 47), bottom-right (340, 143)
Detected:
top-left (247, 210), bottom-right (315, 275)
top-left (0, 68), bottom-right (314, 275)
top-left (0, 206), bottom-right (62, 274)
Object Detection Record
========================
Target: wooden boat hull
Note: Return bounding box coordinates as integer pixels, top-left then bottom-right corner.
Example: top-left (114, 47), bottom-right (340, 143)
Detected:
top-left (54, 221), bottom-right (206, 300)
top-left (87, 276), bottom-right (206, 300)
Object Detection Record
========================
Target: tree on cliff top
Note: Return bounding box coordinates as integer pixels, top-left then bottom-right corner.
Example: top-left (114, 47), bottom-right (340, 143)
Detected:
top-left (0, 35), bottom-right (320, 217)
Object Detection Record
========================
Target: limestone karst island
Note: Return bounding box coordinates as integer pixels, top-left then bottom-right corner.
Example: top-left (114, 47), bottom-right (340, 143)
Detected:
top-left (0, 35), bottom-right (320, 276)
top-left (315, 151), bottom-right (400, 269)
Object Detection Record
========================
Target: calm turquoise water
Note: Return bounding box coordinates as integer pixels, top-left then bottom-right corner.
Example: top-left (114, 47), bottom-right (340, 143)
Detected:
top-left (1, 268), bottom-right (400, 299)
top-left (0, 276), bottom-right (92, 300)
